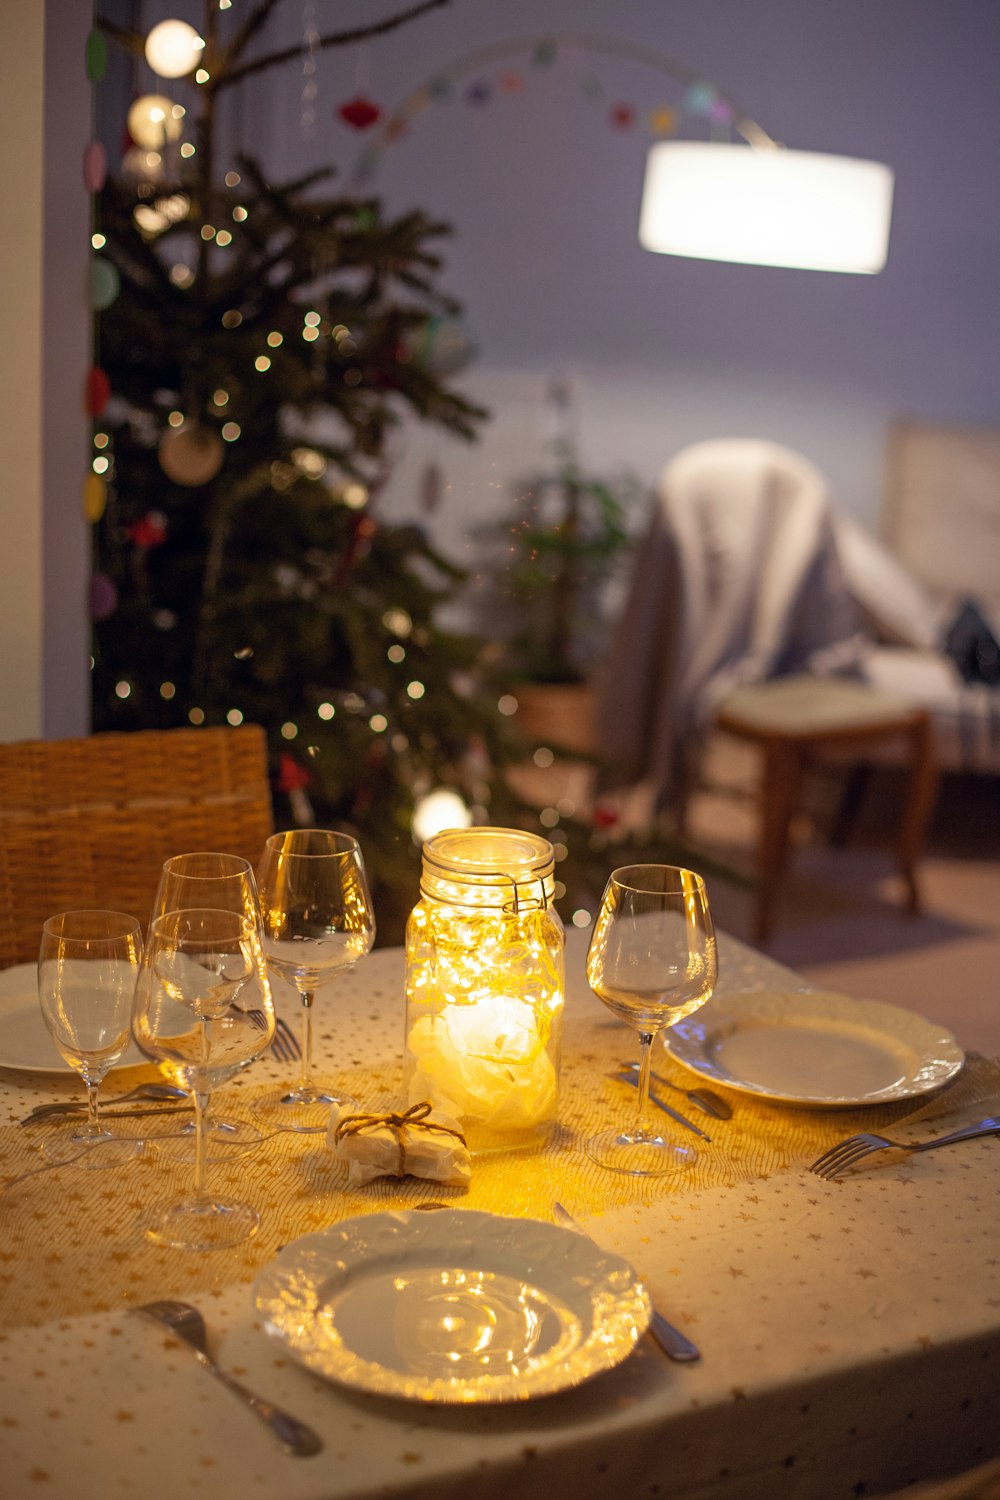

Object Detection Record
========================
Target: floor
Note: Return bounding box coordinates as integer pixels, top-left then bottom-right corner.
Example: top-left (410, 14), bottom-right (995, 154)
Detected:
top-left (513, 734), bottom-right (1000, 1059)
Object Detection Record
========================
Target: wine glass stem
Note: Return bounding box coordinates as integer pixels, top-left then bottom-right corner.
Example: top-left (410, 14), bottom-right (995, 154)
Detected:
top-left (192, 1089), bottom-right (210, 1196)
top-left (85, 1080), bottom-right (101, 1134)
top-left (298, 991), bottom-right (315, 1090)
top-left (634, 1032), bottom-right (654, 1133)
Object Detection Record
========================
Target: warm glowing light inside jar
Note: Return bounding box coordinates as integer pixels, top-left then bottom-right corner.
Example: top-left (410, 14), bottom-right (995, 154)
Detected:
top-left (405, 901), bottom-right (563, 1135)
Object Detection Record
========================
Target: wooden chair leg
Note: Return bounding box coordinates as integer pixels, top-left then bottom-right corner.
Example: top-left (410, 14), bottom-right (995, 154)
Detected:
top-left (755, 738), bottom-right (803, 943)
top-left (898, 713), bottom-right (939, 914)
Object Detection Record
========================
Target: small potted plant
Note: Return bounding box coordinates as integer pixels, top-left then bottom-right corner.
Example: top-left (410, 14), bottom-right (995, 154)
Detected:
top-left (479, 380), bottom-right (642, 752)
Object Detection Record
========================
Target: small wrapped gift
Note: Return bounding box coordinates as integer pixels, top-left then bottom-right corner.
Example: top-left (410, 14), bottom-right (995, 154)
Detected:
top-left (326, 1101), bottom-right (472, 1188)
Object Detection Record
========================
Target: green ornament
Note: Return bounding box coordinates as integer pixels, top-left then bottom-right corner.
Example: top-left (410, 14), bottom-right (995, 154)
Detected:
top-left (85, 29), bottom-right (107, 83)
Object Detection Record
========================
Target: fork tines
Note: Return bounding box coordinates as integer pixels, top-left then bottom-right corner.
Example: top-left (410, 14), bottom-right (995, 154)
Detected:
top-left (246, 1010), bottom-right (301, 1061)
top-left (809, 1133), bottom-right (893, 1181)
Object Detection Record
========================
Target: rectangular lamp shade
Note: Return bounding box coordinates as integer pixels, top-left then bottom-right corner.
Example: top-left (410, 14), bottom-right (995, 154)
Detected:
top-left (639, 141), bottom-right (894, 273)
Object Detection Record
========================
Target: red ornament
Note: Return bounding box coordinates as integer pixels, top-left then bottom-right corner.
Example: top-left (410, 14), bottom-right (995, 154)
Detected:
top-left (85, 366), bottom-right (111, 417)
top-left (277, 752), bottom-right (312, 793)
top-left (337, 95), bottom-right (383, 130)
top-left (609, 103), bottom-right (635, 130)
top-left (126, 512), bottom-right (168, 548)
top-left (592, 802), bottom-right (620, 829)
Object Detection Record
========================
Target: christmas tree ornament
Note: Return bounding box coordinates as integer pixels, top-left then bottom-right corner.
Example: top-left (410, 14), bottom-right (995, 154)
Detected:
top-left (89, 571), bottom-right (118, 620)
top-left (126, 511), bottom-right (168, 548)
top-left (85, 366), bottom-right (111, 418)
top-left (126, 95), bottom-right (184, 150)
top-left (90, 257), bottom-right (120, 311)
top-left (404, 315), bottom-right (477, 376)
top-left (463, 79), bottom-right (492, 107)
top-left (82, 472), bottom-right (107, 523)
top-left (609, 102), bottom-right (635, 130)
top-left (278, 753), bottom-right (315, 824)
top-left (157, 423), bottom-right (224, 487)
top-left (83, 140), bottom-right (107, 193)
top-left (84, 28), bottom-right (107, 83)
top-left (337, 95), bottom-right (383, 130)
top-left (144, 19), bottom-right (204, 80)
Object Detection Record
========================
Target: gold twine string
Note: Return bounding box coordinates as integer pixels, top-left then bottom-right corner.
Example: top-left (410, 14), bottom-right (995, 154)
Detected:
top-left (333, 1101), bottom-right (466, 1177)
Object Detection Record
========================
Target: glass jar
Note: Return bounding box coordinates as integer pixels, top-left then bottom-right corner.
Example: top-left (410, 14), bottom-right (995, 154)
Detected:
top-left (403, 827), bottom-right (564, 1155)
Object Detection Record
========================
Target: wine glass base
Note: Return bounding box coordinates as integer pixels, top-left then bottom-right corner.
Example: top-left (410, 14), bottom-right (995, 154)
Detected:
top-left (40, 1129), bottom-right (143, 1169)
top-left (584, 1126), bottom-right (697, 1177)
top-left (140, 1194), bottom-right (261, 1251)
top-left (252, 1084), bottom-right (358, 1134)
top-left (145, 1116), bottom-right (263, 1163)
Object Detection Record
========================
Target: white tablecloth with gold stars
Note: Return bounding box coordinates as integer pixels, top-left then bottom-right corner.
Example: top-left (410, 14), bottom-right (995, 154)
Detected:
top-left (1, 931), bottom-right (999, 1500)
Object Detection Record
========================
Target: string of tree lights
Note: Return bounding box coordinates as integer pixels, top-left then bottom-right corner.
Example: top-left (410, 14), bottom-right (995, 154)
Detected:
top-left (82, 3), bottom-right (741, 938)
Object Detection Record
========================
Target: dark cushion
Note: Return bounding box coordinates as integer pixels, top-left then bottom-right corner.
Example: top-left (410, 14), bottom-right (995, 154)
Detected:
top-left (944, 600), bottom-right (1000, 686)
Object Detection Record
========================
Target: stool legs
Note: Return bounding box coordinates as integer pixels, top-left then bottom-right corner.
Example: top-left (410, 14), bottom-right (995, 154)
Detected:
top-left (898, 713), bottom-right (939, 913)
top-left (755, 739), bottom-right (804, 943)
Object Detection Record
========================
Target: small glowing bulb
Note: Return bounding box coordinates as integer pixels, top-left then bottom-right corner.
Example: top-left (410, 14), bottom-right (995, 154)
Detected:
top-left (179, 142), bottom-right (196, 158)
top-left (188, 706), bottom-right (205, 725)
top-left (281, 721), bottom-right (298, 740)
top-left (221, 422), bottom-right (241, 442)
top-left (224, 170), bottom-right (241, 187)
top-left (302, 326), bottom-right (319, 343)
top-left (254, 355), bottom-right (271, 372)
top-left (194, 68), bottom-right (210, 84)
top-left (232, 206), bottom-right (248, 222)
top-left (144, 19), bottom-right (204, 80)
top-left (266, 330), bottom-right (283, 347)
top-left (212, 389), bottom-right (229, 407)
top-left (160, 681), bottom-right (176, 700)
top-left (215, 229), bottom-right (232, 247)
top-left (91, 232), bottom-right (106, 250)
top-left (317, 702), bottom-right (336, 721)
top-left (167, 410), bottom-right (184, 428)
top-left (226, 708), bottom-right (244, 726)
top-left (92, 456), bottom-right (109, 474)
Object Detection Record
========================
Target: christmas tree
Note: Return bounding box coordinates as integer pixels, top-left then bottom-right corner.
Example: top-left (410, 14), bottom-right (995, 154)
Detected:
top-left (89, 2), bottom-right (728, 938)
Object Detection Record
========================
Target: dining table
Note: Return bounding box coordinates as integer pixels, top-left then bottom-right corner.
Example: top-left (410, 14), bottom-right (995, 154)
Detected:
top-left (1, 925), bottom-right (999, 1500)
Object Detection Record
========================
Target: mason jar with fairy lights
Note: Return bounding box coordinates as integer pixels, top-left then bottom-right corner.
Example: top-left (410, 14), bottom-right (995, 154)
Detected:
top-left (403, 828), bottom-right (564, 1154)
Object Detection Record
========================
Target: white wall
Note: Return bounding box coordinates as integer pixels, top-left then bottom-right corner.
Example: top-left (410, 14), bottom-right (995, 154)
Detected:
top-left (0, 0), bottom-right (91, 742)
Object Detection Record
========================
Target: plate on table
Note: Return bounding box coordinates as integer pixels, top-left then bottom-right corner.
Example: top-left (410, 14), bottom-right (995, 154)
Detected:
top-left (664, 988), bottom-right (964, 1107)
top-left (255, 1209), bottom-right (651, 1403)
top-left (0, 963), bottom-right (146, 1074)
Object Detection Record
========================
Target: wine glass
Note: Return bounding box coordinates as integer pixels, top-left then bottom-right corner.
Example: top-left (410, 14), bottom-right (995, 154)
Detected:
top-left (253, 828), bottom-right (376, 1133)
top-left (37, 910), bottom-right (144, 1167)
top-left (147, 852), bottom-right (265, 1156)
top-left (132, 907), bottom-right (275, 1249)
top-left (586, 864), bottom-right (717, 1176)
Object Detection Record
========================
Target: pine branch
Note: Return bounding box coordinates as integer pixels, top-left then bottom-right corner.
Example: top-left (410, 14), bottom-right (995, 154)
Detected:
top-left (217, 0), bottom-right (451, 92)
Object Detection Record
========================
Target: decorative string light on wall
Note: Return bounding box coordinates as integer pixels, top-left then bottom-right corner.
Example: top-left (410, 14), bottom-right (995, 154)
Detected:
top-left (347, 32), bottom-right (894, 275)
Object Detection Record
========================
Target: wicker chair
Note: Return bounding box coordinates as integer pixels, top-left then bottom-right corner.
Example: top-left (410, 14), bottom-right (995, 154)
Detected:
top-left (0, 724), bottom-right (274, 968)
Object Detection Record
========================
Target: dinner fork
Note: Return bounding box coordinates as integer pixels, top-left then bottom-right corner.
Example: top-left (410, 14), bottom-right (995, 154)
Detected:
top-left (810, 1116), bottom-right (1000, 1180)
top-left (248, 1011), bottom-right (301, 1062)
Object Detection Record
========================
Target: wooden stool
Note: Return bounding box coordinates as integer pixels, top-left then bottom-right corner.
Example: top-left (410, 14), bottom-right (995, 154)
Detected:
top-left (713, 676), bottom-right (939, 943)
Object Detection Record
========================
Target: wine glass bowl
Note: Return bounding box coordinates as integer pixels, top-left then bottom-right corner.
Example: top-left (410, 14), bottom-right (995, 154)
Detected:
top-left (586, 865), bottom-right (717, 1176)
top-left (254, 828), bottom-right (376, 1133)
top-left (132, 907), bottom-right (275, 1249)
top-left (37, 909), bottom-right (144, 1167)
top-left (147, 851), bottom-right (266, 1157)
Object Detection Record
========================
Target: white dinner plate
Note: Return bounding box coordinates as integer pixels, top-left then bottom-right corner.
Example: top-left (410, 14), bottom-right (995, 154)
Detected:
top-left (255, 1209), bottom-right (650, 1403)
top-left (664, 987), bottom-right (964, 1107)
top-left (0, 963), bottom-right (147, 1074)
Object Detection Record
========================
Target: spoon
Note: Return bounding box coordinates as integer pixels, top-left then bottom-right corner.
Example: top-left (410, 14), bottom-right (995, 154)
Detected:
top-left (619, 1061), bottom-right (732, 1119)
top-left (22, 1082), bottom-right (187, 1122)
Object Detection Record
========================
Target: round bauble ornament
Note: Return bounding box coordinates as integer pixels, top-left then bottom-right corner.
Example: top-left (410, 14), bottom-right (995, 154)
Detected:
top-left (83, 140), bottom-right (106, 193)
top-left (404, 315), bottom-right (477, 376)
top-left (144, 19), bottom-right (204, 79)
top-left (127, 94), bottom-right (183, 149)
top-left (85, 366), bottom-right (111, 417)
top-left (337, 94), bottom-right (382, 130)
top-left (90, 257), bottom-right (120, 310)
top-left (158, 423), bottom-right (224, 487)
top-left (82, 472), bottom-right (107, 523)
top-left (89, 571), bottom-right (118, 621)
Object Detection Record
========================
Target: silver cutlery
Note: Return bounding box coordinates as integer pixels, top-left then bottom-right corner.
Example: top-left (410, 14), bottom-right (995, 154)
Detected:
top-left (619, 1061), bottom-right (732, 1119)
top-left (552, 1202), bottom-right (701, 1363)
top-left (131, 1300), bottom-right (323, 1457)
top-left (21, 1081), bottom-right (187, 1122)
top-left (613, 1069), bottom-right (711, 1142)
top-left (248, 1011), bottom-right (301, 1062)
top-left (810, 1116), bottom-right (1000, 1180)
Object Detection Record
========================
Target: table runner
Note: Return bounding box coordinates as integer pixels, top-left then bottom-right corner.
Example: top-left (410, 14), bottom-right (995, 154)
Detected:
top-left (2, 930), bottom-right (997, 1330)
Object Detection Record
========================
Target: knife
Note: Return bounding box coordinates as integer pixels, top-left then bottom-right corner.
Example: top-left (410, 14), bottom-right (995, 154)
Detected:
top-left (614, 1069), bottom-right (712, 1143)
top-left (553, 1202), bottom-right (701, 1363)
top-left (20, 1104), bottom-right (193, 1127)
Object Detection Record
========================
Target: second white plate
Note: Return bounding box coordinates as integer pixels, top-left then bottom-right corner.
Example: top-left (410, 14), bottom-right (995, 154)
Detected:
top-left (255, 1209), bottom-right (650, 1403)
top-left (665, 988), bottom-right (964, 1107)
top-left (0, 963), bottom-right (147, 1074)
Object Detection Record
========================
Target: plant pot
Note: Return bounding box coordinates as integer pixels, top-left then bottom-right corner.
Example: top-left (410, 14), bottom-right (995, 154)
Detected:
top-left (513, 681), bottom-right (597, 757)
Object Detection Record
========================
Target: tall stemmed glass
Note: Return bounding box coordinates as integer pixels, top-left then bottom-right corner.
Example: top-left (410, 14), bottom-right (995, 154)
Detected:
top-left (37, 910), bottom-right (144, 1167)
top-left (148, 852), bottom-right (265, 1155)
top-left (586, 865), bottom-right (717, 1176)
top-left (132, 908), bottom-right (275, 1249)
top-left (253, 829), bottom-right (376, 1133)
